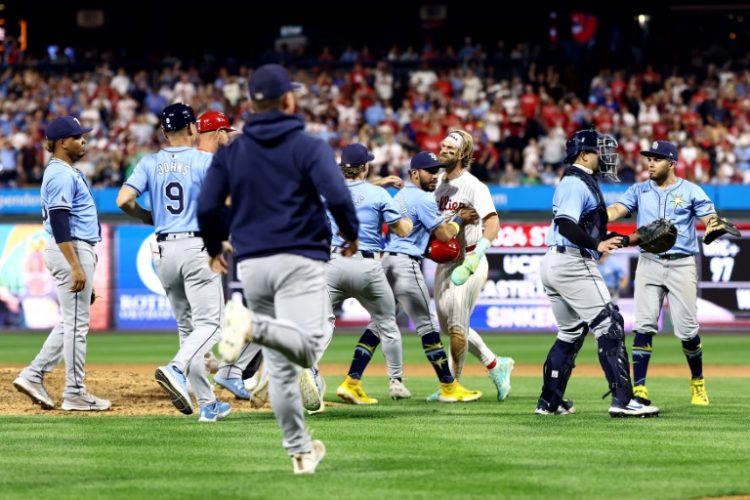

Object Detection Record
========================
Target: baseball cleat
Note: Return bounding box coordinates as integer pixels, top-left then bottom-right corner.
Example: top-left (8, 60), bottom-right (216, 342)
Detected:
top-left (300, 368), bottom-right (325, 414)
top-left (608, 399), bottom-right (660, 418)
top-left (388, 379), bottom-right (412, 400)
top-left (336, 376), bottom-right (378, 405)
top-left (425, 389), bottom-right (441, 402)
top-left (489, 357), bottom-right (515, 401)
top-left (690, 378), bottom-right (710, 406)
top-left (61, 393), bottom-right (112, 411)
top-left (155, 364), bottom-right (194, 415)
top-left (438, 381), bottom-right (482, 403)
top-left (250, 371), bottom-right (270, 409)
top-left (198, 400), bottom-right (232, 422)
top-left (535, 399), bottom-right (576, 415)
top-left (220, 301), bottom-right (254, 363)
top-left (13, 376), bottom-right (55, 410)
top-left (292, 439), bottom-right (326, 475)
top-left (633, 384), bottom-right (652, 405)
top-left (214, 376), bottom-right (251, 400)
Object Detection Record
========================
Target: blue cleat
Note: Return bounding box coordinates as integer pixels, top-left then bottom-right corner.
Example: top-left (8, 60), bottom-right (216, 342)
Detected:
top-left (489, 357), bottom-right (515, 401)
top-left (214, 376), bottom-right (251, 400)
top-left (155, 364), bottom-right (194, 415)
top-left (199, 400), bottom-right (232, 422)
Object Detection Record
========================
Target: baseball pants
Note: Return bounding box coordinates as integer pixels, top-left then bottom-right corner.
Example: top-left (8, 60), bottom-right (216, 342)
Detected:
top-left (157, 237), bottom-right (223, 407)
top-left (326, 253), bottom-right (403, 380)
top-left (238, 254), bottom-right (328, 455)
top-left (21, 239), bottom-right (96, 398)
top-left (634, 254), bottom-right (699, 340)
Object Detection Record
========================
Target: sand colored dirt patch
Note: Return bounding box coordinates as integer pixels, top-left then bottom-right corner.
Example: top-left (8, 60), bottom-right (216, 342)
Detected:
top-left (1, 363), bottom-right (748, 416)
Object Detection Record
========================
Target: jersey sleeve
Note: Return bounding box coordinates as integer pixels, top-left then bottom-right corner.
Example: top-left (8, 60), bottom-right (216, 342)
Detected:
top-left (380, 187), bottom-right (403, 225)
top-left (553, 177), bottom-right (589, 223)
top-left (692, 185), bottom-right (717, 218)
top-left (473, 181), bottom-right (497, 219)
top-left (416, 194), bottom-right (443, 232)
top-left (44, 170), bottom-right (75, 211)
top-left (124, 157), bottom-right (149, 195)
top-left (615, 184), bottom-right (639, 215)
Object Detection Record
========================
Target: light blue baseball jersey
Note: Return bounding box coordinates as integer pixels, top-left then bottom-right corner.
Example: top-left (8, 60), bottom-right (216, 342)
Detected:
top-left (615, 179), bottom-right (716, 255)
top-left (385, 183), bottom-right (443, 257)
top-left (330, 180), bottom-right (402, 252)
top-left (41, 159), bottom-right (101, 243)
top-left (125, 147), bottom-right (213, 234)
top-left (545, 174), bottom-right (602, 259)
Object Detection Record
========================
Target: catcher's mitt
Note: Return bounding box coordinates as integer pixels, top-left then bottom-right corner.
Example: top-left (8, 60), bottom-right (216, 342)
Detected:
top-left (703, 216), bottom-right (741, 244)
top-left (636, 218), bottom-right (677, 253)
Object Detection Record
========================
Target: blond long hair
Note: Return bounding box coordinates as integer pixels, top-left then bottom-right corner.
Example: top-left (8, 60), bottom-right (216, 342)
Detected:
top-left (448, 129), bottom-right (475, 168)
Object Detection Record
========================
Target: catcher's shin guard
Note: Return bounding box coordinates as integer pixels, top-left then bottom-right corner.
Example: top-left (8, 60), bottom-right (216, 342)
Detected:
top-left (538, 331), bottom-right (586, 412)
top-left (597, 336), bottom-right (633, 406)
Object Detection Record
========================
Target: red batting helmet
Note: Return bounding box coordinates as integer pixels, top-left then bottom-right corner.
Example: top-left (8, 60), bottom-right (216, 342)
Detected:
top-left (427, 238), bottom-right (461, 263)
top-left (197, 111), bottom-right (236, 133)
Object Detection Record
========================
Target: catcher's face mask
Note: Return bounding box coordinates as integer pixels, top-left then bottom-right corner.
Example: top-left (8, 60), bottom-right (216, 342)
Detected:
top-left (597, 134), bottom-right (620, 182)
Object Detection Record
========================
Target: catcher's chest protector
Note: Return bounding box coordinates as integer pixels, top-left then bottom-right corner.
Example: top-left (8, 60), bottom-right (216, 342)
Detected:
top-left (563, 167), bottom-right (608, 242)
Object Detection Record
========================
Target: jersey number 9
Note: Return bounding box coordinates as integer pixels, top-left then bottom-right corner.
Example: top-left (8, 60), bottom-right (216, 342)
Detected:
top-left (165, 181), bottom-right (184, 215)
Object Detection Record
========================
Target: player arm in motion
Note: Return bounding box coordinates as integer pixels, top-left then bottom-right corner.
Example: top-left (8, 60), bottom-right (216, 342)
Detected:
top-left (556, 216), bottom-right (622, 253)
top-left (47, 209), bottom-right (86, 292)
top-left (432, 207), bottom-right (479, 242)
top-left (389, 216), bottom-right (414, 237)
top-left (197, 154), bottom-right (233, 272)
top-left (116, 186), bottom-right (153, 225)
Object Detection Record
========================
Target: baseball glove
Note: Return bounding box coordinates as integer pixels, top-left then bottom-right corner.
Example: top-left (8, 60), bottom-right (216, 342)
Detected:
top-left (636, 218), bottom-right (678, 253)
top-left (703, 216), bottom-right (741, 244)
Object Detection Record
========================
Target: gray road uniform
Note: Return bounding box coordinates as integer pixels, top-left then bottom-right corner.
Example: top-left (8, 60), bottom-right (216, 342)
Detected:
top-left (328, 180), bottom-right (406, 380)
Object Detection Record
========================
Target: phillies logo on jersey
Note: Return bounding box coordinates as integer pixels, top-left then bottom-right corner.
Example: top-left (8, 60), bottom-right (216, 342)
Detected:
top-left (438, 195), bottom-right (466, 212)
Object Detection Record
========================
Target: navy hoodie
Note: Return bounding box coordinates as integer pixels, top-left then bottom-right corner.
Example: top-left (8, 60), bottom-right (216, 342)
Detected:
top-left (197, 111), bottom-right (358, 262)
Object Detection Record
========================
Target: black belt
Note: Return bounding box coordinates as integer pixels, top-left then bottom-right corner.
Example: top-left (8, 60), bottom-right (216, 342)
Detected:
top-left (331, 247), bottom-right (375, 259)
top-left (555, 245), bottom-right (594, 260)
top-left (388, 252), bottom-right (422, 262)
top-left (156, 231), bottom-right (202, 242)
top-left (72, 237), bottom-right (97, 246)
top-left (658, 253), bottom-right (692, 260)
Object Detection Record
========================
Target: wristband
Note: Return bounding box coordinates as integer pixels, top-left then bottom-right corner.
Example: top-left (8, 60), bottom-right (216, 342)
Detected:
top-left (451, 215), bottom-right (465, 227)
top-left (449, 221), bottom-right (461, 235)
top-left (474, 237), bottom-right (491, 256)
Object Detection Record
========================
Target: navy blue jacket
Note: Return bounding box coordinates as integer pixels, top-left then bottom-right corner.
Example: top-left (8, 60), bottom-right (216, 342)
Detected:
top-left (197, 111), bottom-right (358, 262)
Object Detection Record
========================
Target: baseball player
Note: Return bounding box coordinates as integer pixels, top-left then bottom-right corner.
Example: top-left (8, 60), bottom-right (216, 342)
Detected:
top-left (197, 64), bottom-right (359, 474)
top-left (430, 129), bottom-right (515, 401)
top-left (196, 110), bottom-right (236, 153)
top-left (606, 140), bottom-right (727, 406)
top-left (13, 116), bottom-right (111, 412)
top-left (535, 129), bottom-right (659, 417)
top-left (356, 151), bottom-right (483, 402)
top-left (116, 103), bottom-right (231, 423)
top-left (333, 143), bottom-right (414, 405)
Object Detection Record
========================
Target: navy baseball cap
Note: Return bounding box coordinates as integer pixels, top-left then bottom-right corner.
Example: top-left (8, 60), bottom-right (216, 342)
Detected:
top-left (249, 64), bottom-right (302, 101)
top-left (411, 151), bottom-right (444, 169)
top-left (160, 103), bottom-right (196, 131)
top-left (340, 143), bottom-right (375, 167)
top-left (641, 140), bottom-right (678, 161)
top-left (45, 116), bottom-right (93, 141)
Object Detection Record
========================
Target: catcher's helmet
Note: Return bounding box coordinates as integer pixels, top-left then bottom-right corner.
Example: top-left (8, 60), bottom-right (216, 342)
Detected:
top-left (428, 238), bottom-right (461, 263)
top-left (565, 129), bottom-right (620, 182)
top-left (197, 111), bottom-right (236, 133)
top-left (161, 103), bottom-right (196, 131)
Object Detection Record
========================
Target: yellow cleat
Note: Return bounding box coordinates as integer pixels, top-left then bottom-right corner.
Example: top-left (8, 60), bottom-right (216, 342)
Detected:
top-left (633, 384), bottom-right (651, 405)
top-left (336, 376), bottom-right (378, 405)
top-left (690, 378), bottom-right (710, 406)
top-left (438, 381), bottom-right (482, 403)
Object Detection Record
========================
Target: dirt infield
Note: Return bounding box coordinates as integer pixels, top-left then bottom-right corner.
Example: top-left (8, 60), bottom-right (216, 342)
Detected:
top-left (1, 363), bottom-right (748, 416)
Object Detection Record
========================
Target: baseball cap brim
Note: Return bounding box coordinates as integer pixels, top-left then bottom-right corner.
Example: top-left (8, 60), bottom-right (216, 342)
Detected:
top-left (47, 126), bottom-right (94, 140)
top-left (339, 153), bottom-right (375, 166)
top-left (640, 150), bottom-right (669, 158)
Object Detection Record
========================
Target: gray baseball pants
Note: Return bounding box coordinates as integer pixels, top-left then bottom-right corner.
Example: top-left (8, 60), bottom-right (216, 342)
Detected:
top-left (326, 252), bottom-right (403, 380)
top-left (634, 254), bottom-right (698, 340)
top-left (238, 254), bottom-right (328, 455)
top-left (541, 247), bottom-right (613, 341)
top-left (20, 239), bottom-right (96, 398)
top-left (157, 236), bottom-right (223, 407)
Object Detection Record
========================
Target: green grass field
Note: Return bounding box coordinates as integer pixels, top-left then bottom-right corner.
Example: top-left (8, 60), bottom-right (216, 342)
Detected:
top-left (1, 332), bottom-right (749, 499)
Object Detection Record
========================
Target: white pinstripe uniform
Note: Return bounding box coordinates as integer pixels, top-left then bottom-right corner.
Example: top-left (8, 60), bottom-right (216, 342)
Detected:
top-left (433, 170), bottom-right (499, 378)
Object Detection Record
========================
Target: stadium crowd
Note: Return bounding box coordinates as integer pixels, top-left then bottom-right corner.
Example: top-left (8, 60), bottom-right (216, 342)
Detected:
top-left (2, 41), bottom-right (750, 188)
